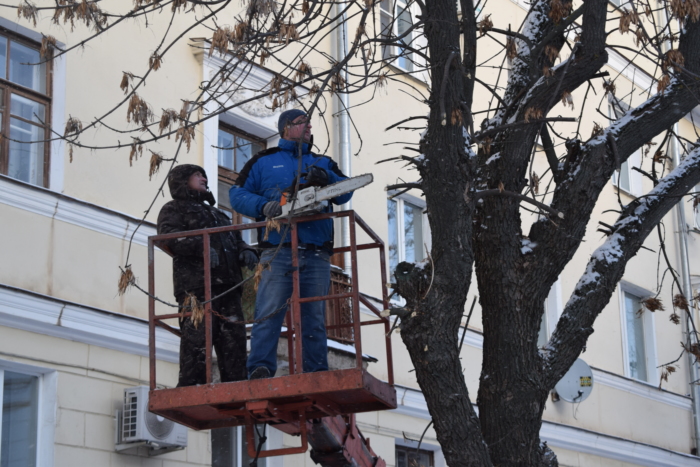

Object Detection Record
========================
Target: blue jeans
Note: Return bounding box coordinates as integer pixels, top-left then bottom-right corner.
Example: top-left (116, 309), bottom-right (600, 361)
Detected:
top-left (247, 247), bottom-right (331, 376)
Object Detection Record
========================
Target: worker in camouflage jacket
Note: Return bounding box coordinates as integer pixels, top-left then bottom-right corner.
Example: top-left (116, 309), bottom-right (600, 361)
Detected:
top-left (157, 164), bottom-right (258, 387)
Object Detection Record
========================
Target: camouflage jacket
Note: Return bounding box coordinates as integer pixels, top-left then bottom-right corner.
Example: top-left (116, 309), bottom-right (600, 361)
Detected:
top-left (157, 164), bottom-right (256, 300)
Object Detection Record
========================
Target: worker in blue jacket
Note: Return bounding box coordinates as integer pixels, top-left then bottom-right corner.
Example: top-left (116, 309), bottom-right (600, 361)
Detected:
top-left (229, 109), bottom-right (353, 379)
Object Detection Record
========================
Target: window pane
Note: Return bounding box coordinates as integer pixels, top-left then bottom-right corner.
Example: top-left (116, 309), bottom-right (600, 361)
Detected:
top-left (236, 136), bottom-right (253, 173)
top-left (8, 117), bottom-right (44, 186)
top-left (10, 93), bottom-right (45, 123)
top-left (0, 36), bottom-right (7, 79)
top-left (218, 129), bottom-right (235, 171)
top-left (618, 160), bottom-right (630, 192)
top-left (241, 216), bottom-right (258, 245)
top-left (1, 371), bottom-right (39, 467)
top-left (403, 202), bottom-right (423, 263)
top-left (380, 12), bottom-right (392, 60)
top-left (396, 0), bottom-right (414, 71)
top-left (9, 41), bottom-right (45, 93)
top-left (625, 292), bottom-right (647, 381)
top-left (396, 449), bottom-right (407, 467)
top-left (387, 199), bottom-right (399, 274)
top-left (211, 427), bottom-right (236, 467)
top-left (218, 180), bottom-right (233, 211)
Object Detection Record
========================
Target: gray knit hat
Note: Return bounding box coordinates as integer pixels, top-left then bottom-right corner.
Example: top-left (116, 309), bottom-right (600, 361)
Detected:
top-left (278, 109), bottom-right (307, 137)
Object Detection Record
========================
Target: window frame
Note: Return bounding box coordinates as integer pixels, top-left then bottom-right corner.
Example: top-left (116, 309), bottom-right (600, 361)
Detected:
top-left (0, 359), bottom-right (56, 467)
top-left (608, 100), bottom-right (642, 196)
top-left (216, 123), bottom-right (266, 245)
top-left (396, 444), bottom-right (434, 467)
top-left (618, 283), bottom-right (658, 384)
top-left (0, 26), bottom-right (52, 188)
top-left (537, 279), bottom-right (562, 348)
top-left (386, 193), bottom-right (431, 275)
top-left (380, 0), bottom-right (420, 73)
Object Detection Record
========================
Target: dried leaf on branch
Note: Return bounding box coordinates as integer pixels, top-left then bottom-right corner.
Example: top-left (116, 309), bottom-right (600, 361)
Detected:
top-left (117, 266), bottom-right (135, 296)
top-left (673, 293), bottom-right (690, 312)
top-left (40, 35), bottom-right (58, 60)
top-left (64, 116), bottom-right (83, 136)
top-left (17, 1), bottom-right (38, 27)
top-left (478, 15), bottom-right (493, 36)
top-left (148, 151), bottom-right (164, 180)
top-left (561, 91), bottom-right (574, 109)
top-left (120, 72), bottom-right (134, 94)
top-left (524, 107), bottom-right (543, 122)
top-left (183, 293), bottom-right (204, 329)
top-left (149, 52), bottom-right (163, 71)
top-left (158, 109), bottom-right (180, 136)
top-left (619, 8), bottom-right (639, 35)
top-left (129, 139), bottom-right (143, 167)
top-left (126, 94), bottom-right (154, 129)
top-left (549, 0), bottom-right (572, 23)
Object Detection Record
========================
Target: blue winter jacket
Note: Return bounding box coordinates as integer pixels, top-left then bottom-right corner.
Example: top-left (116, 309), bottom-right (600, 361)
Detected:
top-left (228, 139), bottom-right (352, 249)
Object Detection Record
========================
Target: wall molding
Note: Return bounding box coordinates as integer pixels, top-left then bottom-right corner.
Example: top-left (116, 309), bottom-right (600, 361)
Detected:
top-left (0, 284), bottom-right (179, 363)
top-left (0, 175), bottom-right (155, 246)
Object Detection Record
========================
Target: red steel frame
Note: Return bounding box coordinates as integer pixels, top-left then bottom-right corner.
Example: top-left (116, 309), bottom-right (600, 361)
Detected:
top-left (147, 210), bottom-right (395, 457)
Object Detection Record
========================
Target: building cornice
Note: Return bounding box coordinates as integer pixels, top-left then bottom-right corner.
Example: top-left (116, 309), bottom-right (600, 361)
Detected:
top-left (0, 284), bottom-right (179, 363)
top-left (0, 175), bottom-right (155, 246)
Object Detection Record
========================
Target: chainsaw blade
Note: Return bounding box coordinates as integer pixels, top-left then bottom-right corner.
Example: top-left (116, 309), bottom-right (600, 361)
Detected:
top-left (314, 173), bottom-right (373, 202)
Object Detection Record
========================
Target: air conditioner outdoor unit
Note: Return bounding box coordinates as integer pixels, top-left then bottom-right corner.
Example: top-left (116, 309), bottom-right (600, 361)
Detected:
top-left (115, 386), bottom-right (187, 455)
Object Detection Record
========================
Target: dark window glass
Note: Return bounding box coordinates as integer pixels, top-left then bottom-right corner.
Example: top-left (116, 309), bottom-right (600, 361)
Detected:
top-left (0, 31), bottom-right (51, 187)
top-left (217, 124), bottom-right (265, 244)
top-left (395, 446), bottom-right (433, 467)
top-left (1, 371), bottom-right (39, 467)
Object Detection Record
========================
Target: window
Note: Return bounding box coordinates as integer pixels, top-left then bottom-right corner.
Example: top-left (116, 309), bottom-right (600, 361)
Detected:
top-left (217, 124), bottom-right (265, 244)
top-left (0, 30), bottom-right (51, 187)
top-left (387, 196), bottom-right (429, 274)
top-left (0, 369), bottom-right (39, 467)
top-left (620, 288), bottom-right (657, 383)
top-left (396, 445), bottom-right (434, 467)
top-left (608, 102), bottom-right (640, 195)
top-left (537, 279), bottom-right (562, 349)
top-left (380, 0), bottom-right (415, 71)
top-left (212, 426), bottom-right (266, 467)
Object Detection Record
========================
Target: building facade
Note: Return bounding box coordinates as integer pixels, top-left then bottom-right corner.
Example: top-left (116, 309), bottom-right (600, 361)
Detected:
top-left (0, 1), bottom-right (699, 466)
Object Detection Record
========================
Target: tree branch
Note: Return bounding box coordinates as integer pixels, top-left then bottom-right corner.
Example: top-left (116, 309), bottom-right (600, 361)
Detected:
top-left (544, 144), bottom-right (700, 385)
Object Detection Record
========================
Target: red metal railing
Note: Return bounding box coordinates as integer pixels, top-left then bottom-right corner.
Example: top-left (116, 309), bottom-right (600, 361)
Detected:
top-left (147, 210), bottom-right (394, 389)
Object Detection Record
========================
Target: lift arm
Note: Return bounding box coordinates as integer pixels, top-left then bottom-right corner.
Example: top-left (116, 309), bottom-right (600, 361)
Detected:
top-left (275, 414), bottom-right (386, 467)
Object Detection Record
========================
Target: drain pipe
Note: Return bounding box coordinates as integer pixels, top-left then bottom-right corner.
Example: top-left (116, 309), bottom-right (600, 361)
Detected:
top-left (670, 125), bottom-right (700, 454)
top-left (334, 0), bottom-right (353, 273)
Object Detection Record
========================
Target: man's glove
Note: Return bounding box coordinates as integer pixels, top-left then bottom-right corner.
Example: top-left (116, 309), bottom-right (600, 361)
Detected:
top-left (239, 250), bottom-right (259, 270)
top-left (209, 248), bottom-right (219, 268)
top-left (262, 200), bottom-right (282, 218)
top-left (305, 166), bottom-right (329, 187)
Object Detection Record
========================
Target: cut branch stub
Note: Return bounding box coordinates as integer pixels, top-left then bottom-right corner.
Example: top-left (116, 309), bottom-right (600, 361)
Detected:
top-left (393, 261), bottom-right (432, 308)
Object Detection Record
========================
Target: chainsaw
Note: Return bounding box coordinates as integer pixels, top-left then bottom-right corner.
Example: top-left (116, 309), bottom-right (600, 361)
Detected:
top-left (276, 173), bottom-right (373, 218)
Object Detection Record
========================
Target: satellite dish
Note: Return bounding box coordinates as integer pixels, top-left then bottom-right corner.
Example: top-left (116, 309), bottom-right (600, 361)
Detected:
top-left (554, 358), bottom-right (594, 403)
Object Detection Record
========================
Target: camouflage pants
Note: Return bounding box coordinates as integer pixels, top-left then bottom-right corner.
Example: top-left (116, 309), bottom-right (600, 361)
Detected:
top-left (177, 286), bottom-right (247, 387)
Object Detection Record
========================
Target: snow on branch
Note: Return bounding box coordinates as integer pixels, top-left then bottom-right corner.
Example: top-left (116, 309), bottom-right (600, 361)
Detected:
top-left (543, 144), bottom-right (700, 384)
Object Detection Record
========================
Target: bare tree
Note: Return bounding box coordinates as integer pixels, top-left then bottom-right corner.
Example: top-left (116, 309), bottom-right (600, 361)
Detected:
top-left (10, 0), bottom-right (700, 464)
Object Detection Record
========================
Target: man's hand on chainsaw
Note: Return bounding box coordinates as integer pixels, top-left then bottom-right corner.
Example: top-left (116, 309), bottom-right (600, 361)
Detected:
top-left (262, 200), bottom-right (283, 218)
top-left (305, 166), bottom-right (329, 187)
